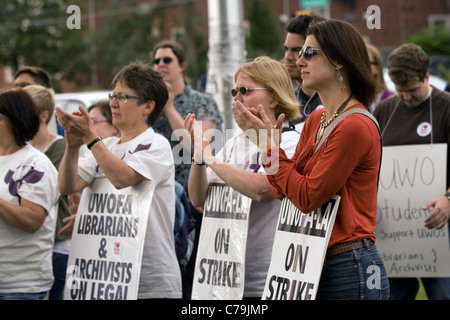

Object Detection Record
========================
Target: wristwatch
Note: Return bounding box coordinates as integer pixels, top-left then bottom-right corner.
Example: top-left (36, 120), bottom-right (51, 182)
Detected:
top-left (445, 191), bottom-right (450, 201)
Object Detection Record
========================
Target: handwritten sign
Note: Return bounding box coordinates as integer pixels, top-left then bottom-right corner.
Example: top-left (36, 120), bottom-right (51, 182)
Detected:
top-left (262, 196), bottom-right (340, 300)
top-left (191, 183), bottom-right (252, 300)
top-left (64, 178), bottom-right (155, 300)
top-left (375, 144), bottom-right (450, 277)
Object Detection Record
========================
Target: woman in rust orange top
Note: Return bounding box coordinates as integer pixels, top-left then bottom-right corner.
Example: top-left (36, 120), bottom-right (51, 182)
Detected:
top-left (233, 18), bottom-right (389, 300)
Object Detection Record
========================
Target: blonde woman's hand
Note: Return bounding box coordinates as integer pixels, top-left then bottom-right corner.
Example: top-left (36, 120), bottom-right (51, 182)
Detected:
top-left (232, 101), bottom-right (284, 152)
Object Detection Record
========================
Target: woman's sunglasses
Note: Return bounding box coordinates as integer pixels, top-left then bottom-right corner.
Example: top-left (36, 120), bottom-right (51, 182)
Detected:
top-left (298, 46), bottom-right (321, 61)
top-left (231, 87), bottom-right (267, 97)
top-left (152, 57), bottom-right (173, 65)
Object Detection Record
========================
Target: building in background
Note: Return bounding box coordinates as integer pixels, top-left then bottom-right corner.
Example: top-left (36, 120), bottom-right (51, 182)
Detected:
top-left (0, 0), bottom-right (448, 91)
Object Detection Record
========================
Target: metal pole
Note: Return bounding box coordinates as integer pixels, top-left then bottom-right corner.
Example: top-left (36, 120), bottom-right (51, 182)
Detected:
top-left (206, 0), bottom-right (246, 132)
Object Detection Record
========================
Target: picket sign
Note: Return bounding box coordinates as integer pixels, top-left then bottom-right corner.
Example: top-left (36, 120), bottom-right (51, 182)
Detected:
top-left (262, 196), bottom-right (340, 300)
top-left (64, 178), bottom-right (155, 300)
top-left (375, 143), bottom-right (450, 277)
top-left (192, 183), bottom-right (252, 300)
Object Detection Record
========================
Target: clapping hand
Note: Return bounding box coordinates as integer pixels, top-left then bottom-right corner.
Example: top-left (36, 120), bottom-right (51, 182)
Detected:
top-left (232, 100), bottom-right (284, 152)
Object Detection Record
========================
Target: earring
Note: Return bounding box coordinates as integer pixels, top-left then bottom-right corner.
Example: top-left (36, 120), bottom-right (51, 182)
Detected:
top-left (337, 69), bottom-right (346, 90)
top-left (337, 70), bottom-right (344, 82)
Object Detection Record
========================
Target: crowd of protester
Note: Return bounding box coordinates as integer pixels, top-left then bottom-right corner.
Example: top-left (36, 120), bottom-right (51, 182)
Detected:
top-left (0, 15), bottom-right (449, 301)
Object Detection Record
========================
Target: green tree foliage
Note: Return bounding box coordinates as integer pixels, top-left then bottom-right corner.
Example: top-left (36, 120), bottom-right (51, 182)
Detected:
top-left (0, 0), bottom-right (286, 90)
top-left (94, 2), bottom-right (154, 80)
top-left (409, 26), bottom-right (450, 81)
top-left (245, 0), bottom-right (283, 60)
top-left (93, 0), bottom-right (209, 87)
top-left (0, 0), bottom-right (90, 89)
top-left (408, 26), bottom-right (450, 56)
top-left (179, 3), bottom-right (209, 86)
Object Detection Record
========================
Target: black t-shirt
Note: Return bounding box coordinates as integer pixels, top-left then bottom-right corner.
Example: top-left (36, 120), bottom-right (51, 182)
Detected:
top-left (373, 87), bottom-right (450, 187)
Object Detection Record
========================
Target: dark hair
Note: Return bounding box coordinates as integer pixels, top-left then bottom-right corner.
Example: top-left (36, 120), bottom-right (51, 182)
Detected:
top-left (307, 19), bottom-right (376, 107)
top-left (111, 62), bottom-right (168, 127)
top-left (0, 89), bottom-right (40, 146)
top-left (88, 100), bottom-right (113, 125)
top-left (151, 40), bottom-right (186, 64)
top-left (286, 14), bottom-right (318, 38)
top-left (388, 43), bottom-right (430, 86)
top-left (14, 66), bottom-right (52, 88)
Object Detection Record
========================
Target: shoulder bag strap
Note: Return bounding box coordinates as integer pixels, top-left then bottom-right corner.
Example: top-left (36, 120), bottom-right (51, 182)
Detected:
top-left (314, 107), bottom-right (382, 190)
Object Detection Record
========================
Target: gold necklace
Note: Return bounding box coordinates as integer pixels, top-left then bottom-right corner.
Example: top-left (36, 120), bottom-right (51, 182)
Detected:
top-left (317, 94), bottom-right (352, 141)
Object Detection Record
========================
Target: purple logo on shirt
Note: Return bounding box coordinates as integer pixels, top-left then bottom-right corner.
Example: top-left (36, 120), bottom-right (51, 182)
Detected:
top-left (248, 151), bottom-right (261, 173)
top-left (4, 166), bottom-right (44, 197)
top-left (95, 143), bottom-right (152, 174)
top-left (129, 143), bottom-right (152, 154)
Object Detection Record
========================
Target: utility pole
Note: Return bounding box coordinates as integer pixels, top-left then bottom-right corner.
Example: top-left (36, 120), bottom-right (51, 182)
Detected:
top-left (206, 0), bottom-right (246, 132)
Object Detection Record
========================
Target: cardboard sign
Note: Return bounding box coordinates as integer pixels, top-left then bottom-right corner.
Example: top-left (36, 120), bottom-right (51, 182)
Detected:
top-left (262, 196), bottom-right (340, 300)
top-left (375, 144), bottom-right (450, 277)
top-left (64, 178), bottom-right (155, 300)
top-left (192, 183), bottom-right (252, 300)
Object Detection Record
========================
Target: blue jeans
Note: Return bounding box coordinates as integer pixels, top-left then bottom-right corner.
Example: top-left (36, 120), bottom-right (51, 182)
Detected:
top-left (49, 252), bottom-right (69, 300)
top-left (317, 240), bottom-right (390, 300)
top-left (390, 277), bottom-right (450, 300)
top-left (0, 292), bottom-right (47, 300)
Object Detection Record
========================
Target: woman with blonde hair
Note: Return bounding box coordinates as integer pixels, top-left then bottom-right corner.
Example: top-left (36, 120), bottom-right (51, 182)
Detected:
top-left (234, 56), bottom-right (300, 122)
top-left (22, 84), bottom-right (74, 300)
top-left (185, 56), bottom-right (300, 299)
top-left (366, 43), bottom-right (394, 112)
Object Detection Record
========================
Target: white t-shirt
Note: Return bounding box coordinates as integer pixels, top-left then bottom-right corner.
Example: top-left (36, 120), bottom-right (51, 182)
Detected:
top-left (0, 144), bottom-right (59, 293)
top-left (77, 127), bottom-right (182, 299)
top-left (207, 128), bottom-right (300, 297)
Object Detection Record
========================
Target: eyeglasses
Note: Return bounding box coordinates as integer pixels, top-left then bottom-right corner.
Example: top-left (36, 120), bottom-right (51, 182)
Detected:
top-left (298, 46), bottom-right (321, 61)
top-left (108, 93), bottom-right (140, 104)
top-left (153, 57), bottom-right (173, 65)
top-left (92, 119), bottom-right (108, 125)
top-left (231, 87), bottom-right (267, 97)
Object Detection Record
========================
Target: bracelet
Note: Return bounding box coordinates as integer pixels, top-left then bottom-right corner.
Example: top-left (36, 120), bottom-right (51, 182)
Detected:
top-left (191, 157), bottom-right (205, 166)
top-left (87, 137), bottom-right (102, 150)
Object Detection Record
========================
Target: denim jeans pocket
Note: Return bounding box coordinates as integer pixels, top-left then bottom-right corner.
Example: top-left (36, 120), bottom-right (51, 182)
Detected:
top-left (319, 252), bottom-right (360, 299)
top-left (318, 245), bottom-right (390, 300)
top-left (354, 245), bottom-right (390, 300)
top-left (360, 254), bottom-right (390, 299)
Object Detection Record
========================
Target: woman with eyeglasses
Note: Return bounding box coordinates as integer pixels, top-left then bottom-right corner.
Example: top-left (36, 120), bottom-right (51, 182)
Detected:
top-left (151, 40), bottom-right (223, 191)
top-left (56, 100), bottom-right (118, 246)
top-left (88, 99), bottom-right (119, 139)
top-left (55, 62), bottom-right (182, 299)
top-left (233, 19), bottom-right (389, 300)
top-left (151, 40), bottom-right (223, 299)
top-left (55, 100), bottom-right (120, 278)
top-left (185, 56), bottom-right (300, 299)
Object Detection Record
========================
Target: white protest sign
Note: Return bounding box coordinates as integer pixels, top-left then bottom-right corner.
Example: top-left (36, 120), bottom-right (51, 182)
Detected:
top-left (64, 178), bottom-right (155, 300)
top-left (192, 183), bottom-right (252, 300)
top-left (262, 196), bottom-right (340, 300)
top-left (375, 143), bottom-right (450, 277)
